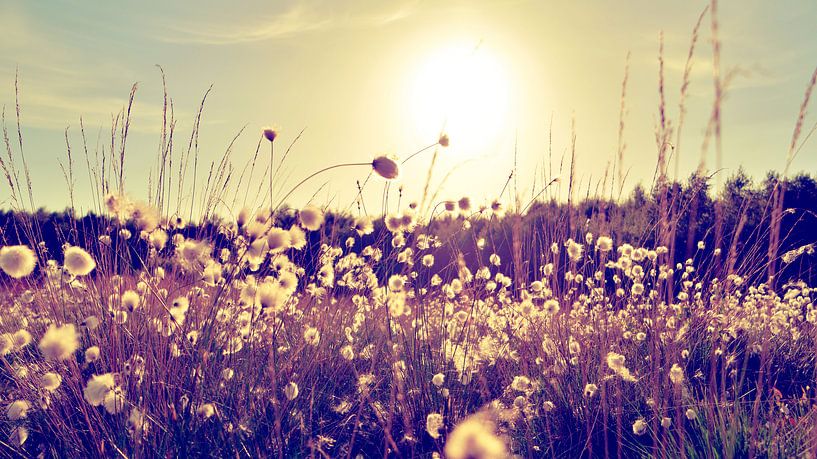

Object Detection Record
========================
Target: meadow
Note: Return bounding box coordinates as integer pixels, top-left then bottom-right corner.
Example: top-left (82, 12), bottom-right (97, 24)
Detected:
top-left (2, 12), bottom-right (817, 459)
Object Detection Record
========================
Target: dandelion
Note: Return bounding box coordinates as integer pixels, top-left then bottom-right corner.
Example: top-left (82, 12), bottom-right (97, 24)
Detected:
top-left (0, 245), bottom-right (36, 278)
top-left (103, 387), bottom-right (127, 414)
top-left (340, 345), bottom-right (355, 360)
top-left (444, 412), bottom-right (507, 459)
top-left (544, 299), bottom-right (560, 315)
top-left (543, 401), bottom-right (555, 412)
top-left (121, 290), bottom-right (140, 311)
top-left (13, 329), bottom-right (32, 349)
top-left (661, 417), bottom-right (672, 428)
top-left (175, 239), bottom-right (211, 272)
top-left (685, 408), bottom-right (697, 420)
top-left (299, 206), bottom-right (325, 231)
top-left (511, 375), bottom-right (531, 392)
top-left (669, 364), bottom-right (685, 385)
top-left (632, 418), bottom-right (648, 435)
top-left (567, 239), bottom-right (584, 262)
top-left (128, 408), bottom-right (147, 437)
top-left (584, 383), bottom-right (598, 398)
top-left (357, 373), bottom-right (375, 395)
top-left (607, 352), bottom-right (626, 371)
top-left (258, 282), bottom-right (287, 312)
top-left (63, 246), bottom-right (96, 276)
top-left (84, 373), bottom-right (116, 406)
top-left (304, 326), bottom-right (320, 346)
top-left (39, 324), bottom-right (80, 361)
top-left (6, 400), bottom-right (30, 421)
top-left (10, 426), bottom-right (28, 447)
top-left (284, 381), bottom-right (299, 400)
top-left (426, 413), bottom-right (444, 439)
top-left (0, 334), bottom-right (14, 356)
top-left (596, 236), bottom-right (614, 252)
top-left (372, 155), bottom-right (400, 180)
top-left (197, 403), bottom-right (216, 419)
top-left (41, 372), bottom-right (62, 391)
top-left (388, 274), bottom-right (405, 291)
top-left (385, 214), bottom-right (403, 232)
top-left (569, 338), bottom-right (581, 355)
top-left (353, 215), bottom-right (374, 236)
top-left (85, 346), bottom-right (101, 363)
top-left (267, 228), bottom-right (292, 253)
top-left (289, 225), bottom-right (307, 250)
top-left (432, 373), bottom-right (445, 387)
top-left (489, 253), bottom-right (501, 266)
top-left (130, 201), bottom-right (160, 231)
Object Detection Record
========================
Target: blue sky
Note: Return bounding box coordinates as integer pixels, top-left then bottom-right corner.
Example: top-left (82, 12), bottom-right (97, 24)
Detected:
top-left (1, 0), bottom-right (816, 217)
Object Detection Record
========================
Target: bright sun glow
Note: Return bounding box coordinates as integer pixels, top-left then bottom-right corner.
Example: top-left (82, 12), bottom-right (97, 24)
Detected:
top-left (409, 43), bottom-right (512, 157)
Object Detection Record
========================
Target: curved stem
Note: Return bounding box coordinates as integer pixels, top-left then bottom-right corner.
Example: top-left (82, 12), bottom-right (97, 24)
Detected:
top-left (275, 162), bottom-right (370, 209)
top-left (269, 141), bottom-right (274, 211)
top-left (401, 142), bottom-right (438, 165)
top-left (521, 178), bottom-right (561, 214)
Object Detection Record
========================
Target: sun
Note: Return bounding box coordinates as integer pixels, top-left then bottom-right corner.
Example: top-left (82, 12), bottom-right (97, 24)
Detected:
top-left (408, 42), bottom-right (512, 157)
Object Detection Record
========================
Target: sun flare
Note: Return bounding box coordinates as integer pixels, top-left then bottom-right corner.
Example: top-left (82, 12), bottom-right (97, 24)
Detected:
top-left (409, 43), bottom-right (512, 157)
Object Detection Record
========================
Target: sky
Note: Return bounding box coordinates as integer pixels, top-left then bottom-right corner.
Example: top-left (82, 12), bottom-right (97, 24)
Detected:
top-left (1, 0), bottom-right (816, 219)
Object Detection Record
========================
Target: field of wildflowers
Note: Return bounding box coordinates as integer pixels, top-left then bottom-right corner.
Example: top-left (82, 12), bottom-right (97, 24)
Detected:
top-left (2, 141), bottom-right (817, 457)
top-left (2, 6), bottom-right (817, 457)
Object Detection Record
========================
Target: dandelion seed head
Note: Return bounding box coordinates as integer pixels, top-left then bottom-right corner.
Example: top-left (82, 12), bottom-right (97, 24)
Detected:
top-left (39, 324), bottom-right (80, 361)
top-left (353, 215), bottom-right (374, 236)
top-left (84, 373), bottom-right (116, 406)
top-left (103, 387), bottom-right (126, 414)
top-left (669, 363), bottom-right (685, 385)
top-left (267, 228), bottom-right (292, 253)
top-left (0, 245), bottom-right (36, 278)
top-left (41, 372), bottom-right (62, 391)
top-left (284, 381), bottom-right (299, 400)
top-left (426, 412), bottom-right (444, 439)
top-left (632, 418), bottom-right (648, 435)
top-left (6, 400), bottom-right (30, 421)
top-left (85, 346), bottom-right (101, 363)
top-left (432, 373), bottom-right (445, 387)
top-left (299, 206), bottom-right (325, 231)
top-left (304, 326), bottom-right (320, 346)
top-left (444, 412), bottom-right (507, 459)
top-left (596, 236), bottom-right (614, 252)
top-left (13, 329), bottom-right (32, 349)
top-left (10, 426), bottom-right (28, 446)
top-left (197, 403), bottom-right (216, 419)
top-left (63, 246), bottom-right (96, 276)
top-left (288, 225), bottom-right (307, 250)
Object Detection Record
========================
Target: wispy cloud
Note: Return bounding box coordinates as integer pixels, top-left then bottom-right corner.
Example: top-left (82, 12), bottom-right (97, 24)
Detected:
top-left (158, 1), bottom-right (417, 45)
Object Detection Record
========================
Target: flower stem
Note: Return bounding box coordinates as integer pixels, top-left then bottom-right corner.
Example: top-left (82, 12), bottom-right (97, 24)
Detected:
top-left (275, 162), bottom-right (370, 209)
